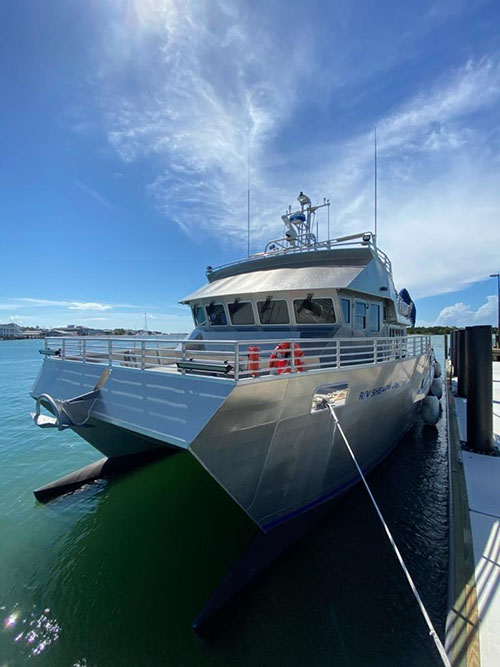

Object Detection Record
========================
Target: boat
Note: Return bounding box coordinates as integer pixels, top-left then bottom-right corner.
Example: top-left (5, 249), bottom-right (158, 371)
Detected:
top-left (30, 191), bottom-right (438, 622)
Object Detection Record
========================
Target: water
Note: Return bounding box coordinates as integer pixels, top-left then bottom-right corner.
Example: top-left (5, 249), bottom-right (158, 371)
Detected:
top-left (0, 338), bottom-right (449, 666)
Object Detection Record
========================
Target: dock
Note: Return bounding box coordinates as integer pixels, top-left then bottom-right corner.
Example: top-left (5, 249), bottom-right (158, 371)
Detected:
top-left (446, 344), bottom-right (499, 667)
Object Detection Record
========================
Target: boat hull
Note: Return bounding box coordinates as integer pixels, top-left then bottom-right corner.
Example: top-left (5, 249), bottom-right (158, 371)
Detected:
top-left (191, 354), bottom-right (429, 530)
top-left (32, 351), bottom-right (430, 530)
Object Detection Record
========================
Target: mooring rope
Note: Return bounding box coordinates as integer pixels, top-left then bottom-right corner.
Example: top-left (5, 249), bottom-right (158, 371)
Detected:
top-left (327, 405), bottom-right (452, 667)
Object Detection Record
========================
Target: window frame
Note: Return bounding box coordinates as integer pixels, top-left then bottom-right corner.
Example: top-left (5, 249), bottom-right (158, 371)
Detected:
top-left (257, 298), bottom-right (290, 325)
top-left (205, 302), bottom-right (228, 326)
top-left (228, 300), bottom-right (255, 326)
top-left (293, 296), bottom-right (336, 325)
top-left (191, 304), bottom-right (207, 327)
top-left (341, 297), bottom-right (351, 325)
top-left (368, 303), bottom-right (381, 333)
top-left (354, 300), bottom-right (367, 331)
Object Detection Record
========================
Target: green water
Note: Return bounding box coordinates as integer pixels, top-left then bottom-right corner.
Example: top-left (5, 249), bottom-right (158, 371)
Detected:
top-left (1, 339), bottom-right (448, 666)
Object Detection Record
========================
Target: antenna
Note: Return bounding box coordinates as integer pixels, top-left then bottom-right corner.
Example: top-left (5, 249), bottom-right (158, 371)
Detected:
top-left (327, 198), bottom-right (330, 241)
top-left (374, 126), bottom-right (378, 246)
top-left (144, 312), bottom-right (148, 333)
top-left (247, 134), bottom-right (250, 258)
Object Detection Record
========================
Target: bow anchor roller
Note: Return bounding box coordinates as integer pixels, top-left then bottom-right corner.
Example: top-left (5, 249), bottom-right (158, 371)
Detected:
top-left (31, 368), bottom-right (111, 430)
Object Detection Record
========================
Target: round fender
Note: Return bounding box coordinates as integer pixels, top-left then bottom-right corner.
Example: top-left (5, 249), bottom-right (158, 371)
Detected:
top-left (433, 360), bottom-right (442, 379)
top-left (429, 377), bottom-right (443, 400)
top-left (422, 395), bottom-right (440, 425)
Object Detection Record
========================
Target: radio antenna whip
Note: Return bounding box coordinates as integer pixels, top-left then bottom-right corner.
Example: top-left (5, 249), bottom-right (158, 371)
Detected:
top-left (247, 133), bottom-right (251, 258)
top-left (374, 126), bottom-right (378, 246)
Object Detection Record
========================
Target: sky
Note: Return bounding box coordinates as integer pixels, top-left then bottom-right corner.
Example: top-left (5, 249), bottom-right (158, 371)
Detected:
top-left (0, 0), bottom-right (499, 331)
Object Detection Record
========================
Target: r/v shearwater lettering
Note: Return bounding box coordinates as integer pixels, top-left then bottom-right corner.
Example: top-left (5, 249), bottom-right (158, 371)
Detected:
top-left (359, 381), bottom-right (406, 400)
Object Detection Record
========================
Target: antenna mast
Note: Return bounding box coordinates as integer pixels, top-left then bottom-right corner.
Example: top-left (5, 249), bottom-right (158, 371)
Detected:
top-left (327, 198), bottom-right (330, 241)
top-left (144, 312), bottom-right (148, 333)
top-left (247, 134), bottom-right (250, 258)
top-left (374, 126), bottom-right (378, 246)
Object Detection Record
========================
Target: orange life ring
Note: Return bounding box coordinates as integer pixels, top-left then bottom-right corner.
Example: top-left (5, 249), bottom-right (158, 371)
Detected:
top-left (269, 342), bottom-right (305, 374)
top-left (247, 345), bottom-right (260, 377)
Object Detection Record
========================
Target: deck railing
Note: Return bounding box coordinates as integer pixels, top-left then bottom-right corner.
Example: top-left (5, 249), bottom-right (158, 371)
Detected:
top-left (43, 335), bottom-right (431, 381)
top-left (207, 233), bottom-right (393, 279)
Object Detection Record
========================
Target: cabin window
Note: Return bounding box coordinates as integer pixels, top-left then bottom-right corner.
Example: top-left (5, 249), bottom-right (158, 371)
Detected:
top-left (355, 301), bottom-right (367, 330)
top-left (341, 298), bottom-right (351, 324)
top-left (192, 305), bottom-right (207, 326)
top-left (368, 304), bottom-right (380, 332)
top-left (257, 299), bottom-right (290, 325)
top-left (205, 303), bottom-right (227, 326)
top-left (293, 297), bottom-right (336, 324)
top-left (228, 301), bottom-right (255, 325)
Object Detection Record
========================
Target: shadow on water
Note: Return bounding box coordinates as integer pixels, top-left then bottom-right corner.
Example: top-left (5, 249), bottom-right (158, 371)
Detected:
top-left (0, 339), bottom-right (449, 666)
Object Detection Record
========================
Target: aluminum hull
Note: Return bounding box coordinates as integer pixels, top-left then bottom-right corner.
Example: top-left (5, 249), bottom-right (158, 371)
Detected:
top-left (32, 351), bottom-right (430, 530)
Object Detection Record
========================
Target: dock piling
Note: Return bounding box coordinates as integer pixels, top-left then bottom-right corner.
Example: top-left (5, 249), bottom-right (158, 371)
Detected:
top-left (451, 330), bottom-right (457, 376)
top-left (457, 329), bottom-right (467, 397)
top-left (465, 325), bottom-right (493, 453)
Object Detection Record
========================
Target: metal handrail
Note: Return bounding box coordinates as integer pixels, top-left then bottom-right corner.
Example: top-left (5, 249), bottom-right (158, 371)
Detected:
top-left (206, 232), bottom-right (393, 278)
top-left (43, 335), bottom-right (430, 381)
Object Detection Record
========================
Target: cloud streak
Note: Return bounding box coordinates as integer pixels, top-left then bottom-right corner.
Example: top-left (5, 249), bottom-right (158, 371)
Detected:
top-left (11, 298), bottom-right (139, 311)
top-left (74, 181), bottom-right (115, 211)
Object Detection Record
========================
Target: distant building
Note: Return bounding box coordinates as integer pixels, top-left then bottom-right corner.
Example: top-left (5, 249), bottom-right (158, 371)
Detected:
top-left (45, 325), bottom-right (107, 337)
top-left (0, 322), bottom-right (22, 338)
top-left (21, 329), bottom-right (44, 339)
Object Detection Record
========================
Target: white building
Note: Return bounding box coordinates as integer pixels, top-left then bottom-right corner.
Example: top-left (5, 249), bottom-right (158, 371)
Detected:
top-left (0, 322), bottom-right (22, 338)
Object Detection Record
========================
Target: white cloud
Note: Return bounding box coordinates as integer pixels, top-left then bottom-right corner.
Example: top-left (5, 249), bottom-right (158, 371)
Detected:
top-left (9, 315), bottom-right (36, 323)
top-left (436, 295), bottom-right (498, 326)
top-left (15, 298), bottom-right (139, 311)
top-left (68, 302), bottom-right (113, 311)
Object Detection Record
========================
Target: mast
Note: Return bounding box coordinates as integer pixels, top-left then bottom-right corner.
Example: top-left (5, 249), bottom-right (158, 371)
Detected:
top-left (247, 134), bottom-right (250, 258)
top-left (374, 126), bottom-right (378, 246)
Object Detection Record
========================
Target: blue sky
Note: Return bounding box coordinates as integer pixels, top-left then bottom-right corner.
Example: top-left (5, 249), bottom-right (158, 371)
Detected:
top-left (1, 0), bottom-right (499, 331)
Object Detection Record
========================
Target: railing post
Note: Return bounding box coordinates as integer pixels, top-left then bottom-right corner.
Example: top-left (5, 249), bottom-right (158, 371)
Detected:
top-left (62, 339), bottom-right (66, 360)
top-left (373, 338), bottom-right (378, 364)
top-left (108, 339), bottom-right (113, 368)
top-left (336, 339), bottom-right (340, 368)
top-left (291, 339), bottom-right (295, 372)
top-left (181, 341), bottom-right (186, 374)
top-left (234, 342), bottom-right (240, 381)
top-left (141, 341), bottom-right (145, 370)
top-left (82, 339), bottom-right (87, 363)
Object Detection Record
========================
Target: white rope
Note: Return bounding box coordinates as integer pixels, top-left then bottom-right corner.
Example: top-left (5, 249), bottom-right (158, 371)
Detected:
top-left (327, 405), bottom-right (452, 667)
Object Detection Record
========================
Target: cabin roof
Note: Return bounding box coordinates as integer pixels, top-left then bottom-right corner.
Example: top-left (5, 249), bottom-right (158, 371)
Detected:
top-left (181, 264), bottom-right (370, 302)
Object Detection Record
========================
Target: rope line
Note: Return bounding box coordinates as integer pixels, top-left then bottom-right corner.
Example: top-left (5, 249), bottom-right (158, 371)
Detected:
top-left (328, 405), bottom-right (451, 667)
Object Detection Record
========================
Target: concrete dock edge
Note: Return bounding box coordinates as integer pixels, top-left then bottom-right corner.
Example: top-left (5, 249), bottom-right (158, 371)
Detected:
top-left (445, 366), bottom-right (481, 667)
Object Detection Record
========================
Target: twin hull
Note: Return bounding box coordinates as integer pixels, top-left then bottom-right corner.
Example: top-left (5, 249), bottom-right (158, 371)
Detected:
top-left (32, 354), bottom-right (430, 530)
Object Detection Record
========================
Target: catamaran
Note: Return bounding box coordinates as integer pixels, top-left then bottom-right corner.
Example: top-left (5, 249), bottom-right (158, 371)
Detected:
top-left (31, 192), bottom-right (438, 535)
